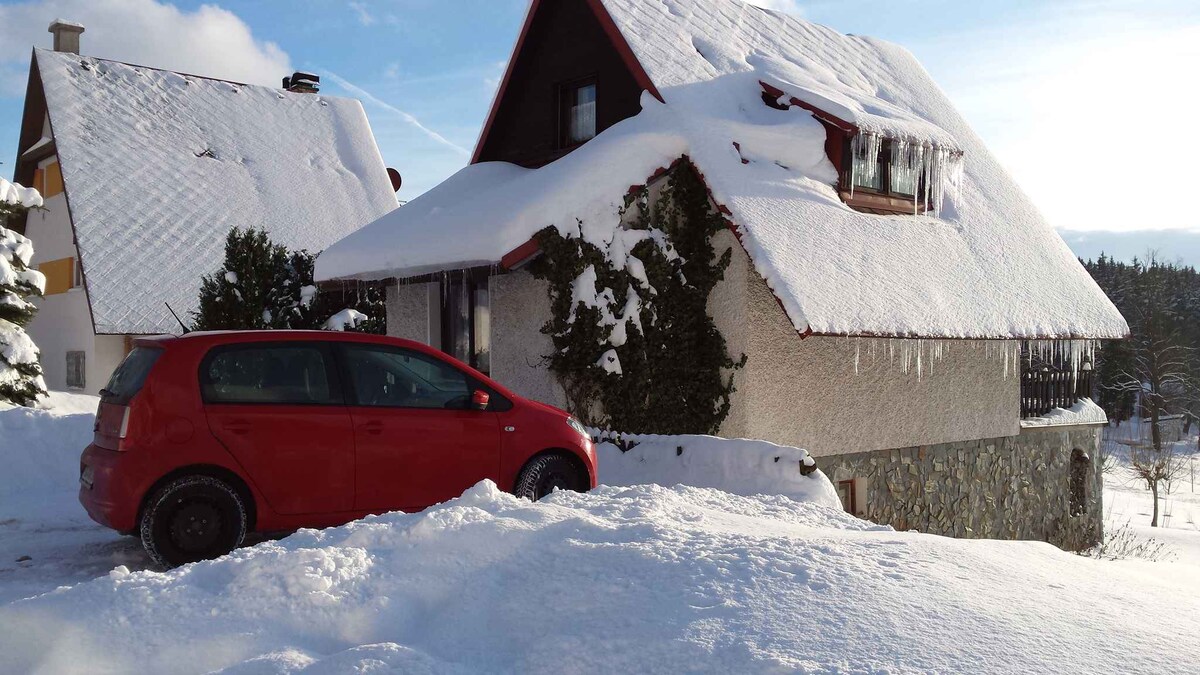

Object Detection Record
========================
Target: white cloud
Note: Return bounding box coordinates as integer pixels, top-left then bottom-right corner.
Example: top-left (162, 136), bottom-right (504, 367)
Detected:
top-left (0, 0), bottom-right (291, 95)
top-left (744, 0), bottom-right (805, 15)
top-left (348, 1), bottom-right (375, 27)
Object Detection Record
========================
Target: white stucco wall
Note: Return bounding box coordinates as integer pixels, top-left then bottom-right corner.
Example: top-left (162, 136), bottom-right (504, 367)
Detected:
top-left (20, 164), bottom-right (112, 394)
top-left (709, 229), bottom-right (1019, 456)
top-left (489, 272), bottom-right (566, 408)
top-left (385, 282), bottom-right (440, 346)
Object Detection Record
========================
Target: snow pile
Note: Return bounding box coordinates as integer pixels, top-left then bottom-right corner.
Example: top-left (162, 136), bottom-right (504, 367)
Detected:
top-left (3, 480), bottom-right (1200, 674)
top-left (1021, 397), bottom-right (1109, 428)
top-left (324, 308), bottom-right (368, 331)
top-left (0, 176), bottom-right (43, 209)
top-left (597, 432), bottom-right (838, 506)
top-left (316, 0), bottom-right (1126, 341)
top-left (0, 392), bottom-right (97, 519)
top-left (34, 49), bottom-right (398, 335)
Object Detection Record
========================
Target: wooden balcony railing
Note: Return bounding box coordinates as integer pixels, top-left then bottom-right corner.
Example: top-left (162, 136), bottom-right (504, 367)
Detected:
top-left (1021, 365), bottom-right (1094, 419)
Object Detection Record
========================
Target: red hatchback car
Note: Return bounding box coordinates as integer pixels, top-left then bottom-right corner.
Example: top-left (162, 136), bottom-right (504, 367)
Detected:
top-left (79, 331), bottom-right (596, 568)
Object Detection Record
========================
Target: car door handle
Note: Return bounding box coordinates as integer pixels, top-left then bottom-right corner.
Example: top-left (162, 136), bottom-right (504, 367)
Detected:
top-left (224, 420), bottom-right (252, 436)
top-left (360, 420), bottom-right (384, 436)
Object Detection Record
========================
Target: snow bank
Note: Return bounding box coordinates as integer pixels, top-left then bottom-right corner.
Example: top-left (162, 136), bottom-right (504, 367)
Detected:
top-left (0, 392), bottom-right (97, 519)
top-left (3, 479), bottom-right (1199, 674)
top-left (316, 0), bottom-right (1126, 341)
top-left (597, 432), bottom-right (840, 507)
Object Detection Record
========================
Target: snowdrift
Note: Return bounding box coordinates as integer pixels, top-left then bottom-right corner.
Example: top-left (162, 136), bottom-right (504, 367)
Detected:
top-left (4, 480), bottom-right (1199, 674)
top-left (0, 393), bottom-right (97, 519)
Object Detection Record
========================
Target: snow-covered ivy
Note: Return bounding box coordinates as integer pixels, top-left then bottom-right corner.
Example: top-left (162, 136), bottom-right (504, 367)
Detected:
top-left (530, 159), bottom-right (744, 435)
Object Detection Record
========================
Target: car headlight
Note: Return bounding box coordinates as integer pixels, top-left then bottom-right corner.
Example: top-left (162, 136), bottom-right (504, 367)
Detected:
top-left (566, 416), bottom-right (589, 440)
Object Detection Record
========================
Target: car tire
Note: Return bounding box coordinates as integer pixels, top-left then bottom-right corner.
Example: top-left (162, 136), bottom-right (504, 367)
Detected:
top-left (140, 475), bottom-right (247, 569)
top-left (513, 454), bottom-right (587, 501)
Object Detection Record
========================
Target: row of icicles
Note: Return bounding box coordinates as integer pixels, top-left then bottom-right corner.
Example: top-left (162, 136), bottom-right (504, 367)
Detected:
top-left (849, 132), bottom-right (964, 217)
top-left (848, 338), bottom-right (1098, 382)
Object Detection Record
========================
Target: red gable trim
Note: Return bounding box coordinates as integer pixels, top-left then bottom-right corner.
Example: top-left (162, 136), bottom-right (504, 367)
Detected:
top-left (584, 0), bottom-right (662, 103)
top-left (759, 81), bottom-right (857, 134)
top-left (471, 0), bottom-right (663, 165)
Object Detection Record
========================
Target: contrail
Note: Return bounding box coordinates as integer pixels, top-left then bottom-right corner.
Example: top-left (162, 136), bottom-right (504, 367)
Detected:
top-left (322, 69), bottom-right (471, 157)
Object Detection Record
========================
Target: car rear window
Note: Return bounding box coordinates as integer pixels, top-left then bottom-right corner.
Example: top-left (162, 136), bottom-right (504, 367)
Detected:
top-left (200, 344), bottom-right (338, 405)
top-left (102, 347), bottom-right (163, 405)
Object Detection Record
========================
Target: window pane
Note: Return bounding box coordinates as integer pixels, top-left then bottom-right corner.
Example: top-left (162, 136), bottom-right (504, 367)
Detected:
top-left (473, 286), bottom-right (490, 374)
top-left (343, 345), bottom-right (472, 409)
top-left (569, 84), bottom-right (597, 144)
top-left (446, 282), bottom-right (471, 365)
top-left (852, 152), bottom-right (881, 190)
top-left (890, 145), bottom-right (919, 197)
top-left (103, 347), bottom-right (162, 404)
top-left (202, 345), bottom-right (333, 405)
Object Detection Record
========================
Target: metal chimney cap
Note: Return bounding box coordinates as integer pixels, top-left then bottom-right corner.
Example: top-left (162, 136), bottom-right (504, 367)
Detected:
top-left (48, 19), bottom-right (85, 33)
top-left (48, 19), bottom-right (85, 54)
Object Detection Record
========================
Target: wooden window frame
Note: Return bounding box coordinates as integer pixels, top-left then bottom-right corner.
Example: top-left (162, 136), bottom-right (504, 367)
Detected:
top-left (841, 138), bottom-right (926, 214)
top-left (837, 479), bottom-right (858, 515)
top-left (557, 75), bottom-right (599, 150)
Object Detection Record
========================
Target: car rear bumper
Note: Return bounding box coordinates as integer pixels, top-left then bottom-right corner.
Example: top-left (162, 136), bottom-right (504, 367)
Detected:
top-left (78, 444), bottom-right (140, 533)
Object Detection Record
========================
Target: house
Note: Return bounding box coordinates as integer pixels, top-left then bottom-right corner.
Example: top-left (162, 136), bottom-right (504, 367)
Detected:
top-left (314, 0), bottom-right (1128, 549)
top-left (9, 21), bottom-right (399, 395)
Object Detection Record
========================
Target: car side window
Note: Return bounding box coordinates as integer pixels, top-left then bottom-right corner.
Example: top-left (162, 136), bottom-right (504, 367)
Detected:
top-left (201, 344), bottom-right (337, 405)
top-left (341, 344), bottom-right (472, 410)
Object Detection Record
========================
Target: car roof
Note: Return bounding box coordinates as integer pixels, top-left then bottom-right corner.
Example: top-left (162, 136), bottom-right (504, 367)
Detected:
top-left (135, 330), bottom-right (425, 350)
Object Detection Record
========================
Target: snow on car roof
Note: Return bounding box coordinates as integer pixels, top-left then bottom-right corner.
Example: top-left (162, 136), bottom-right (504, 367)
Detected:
top-left (36, 49), bottom-right (398, 335)
top-left (315, 0), bottom-right (1127, 340)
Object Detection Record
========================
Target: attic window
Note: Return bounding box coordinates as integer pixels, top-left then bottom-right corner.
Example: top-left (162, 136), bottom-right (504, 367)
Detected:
top-left (845, 132), bottom-right (962, 217)
top-left (560, 78), bottom-right (597, 147)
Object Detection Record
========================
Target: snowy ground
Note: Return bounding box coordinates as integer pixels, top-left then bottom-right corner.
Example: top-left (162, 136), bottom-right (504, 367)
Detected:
top-left (2, 394), bottom-right (1199, 673)
top-left (1102, 421), bottom-right (1200, 565)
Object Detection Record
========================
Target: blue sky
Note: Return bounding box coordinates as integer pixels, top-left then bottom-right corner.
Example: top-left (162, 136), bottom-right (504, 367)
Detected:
top-left (3, 0), bottom-right (1199, 263)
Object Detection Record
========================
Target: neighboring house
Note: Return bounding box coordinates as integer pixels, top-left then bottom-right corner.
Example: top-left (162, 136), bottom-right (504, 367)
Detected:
top-left (9, 21), bottom-right (399, 395)
top-left (315, 0), bottom-right (1128, 549)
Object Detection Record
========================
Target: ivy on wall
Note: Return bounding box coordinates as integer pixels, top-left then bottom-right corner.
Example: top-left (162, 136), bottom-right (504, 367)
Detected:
top-left (529, 159), bottom-right (744, 435)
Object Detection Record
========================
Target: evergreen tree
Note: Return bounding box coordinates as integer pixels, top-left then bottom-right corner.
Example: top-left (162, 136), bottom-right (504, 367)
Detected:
top-left (193, 227), bottom-right (385, 334)
top-left (1, 186), bottom-right (48, 406)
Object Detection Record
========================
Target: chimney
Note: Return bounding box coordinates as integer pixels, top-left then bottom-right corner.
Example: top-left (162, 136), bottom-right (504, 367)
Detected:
top-left (48, 19), bottom-right (85, 54)
top-left (282, 71), bottom-right (320, 94)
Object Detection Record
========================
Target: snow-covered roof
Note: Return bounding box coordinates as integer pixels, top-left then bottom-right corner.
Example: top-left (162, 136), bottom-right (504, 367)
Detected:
top-left (315, 0), bottom-right (1127, 340)
top-left (35, 49), bottom-right (398, 334)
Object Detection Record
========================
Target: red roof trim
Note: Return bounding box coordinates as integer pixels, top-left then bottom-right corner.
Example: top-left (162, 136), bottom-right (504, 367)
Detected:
top-left (470, 0), bottom-right (544, 165)
top-left (584, 0), bottom-right (663, 103)
top-left (471, 0), bottom-right (663, 165)
top-left (759, 81), bottom-right (857, 134)
top-left (500, 237), bottom-right (543, 270)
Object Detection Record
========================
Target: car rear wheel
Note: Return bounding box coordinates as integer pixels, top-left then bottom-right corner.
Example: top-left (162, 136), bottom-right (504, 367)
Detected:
top-left (513, 454), bottom-right (587, 501)
top-left (140, 476), bottom-right (247, 569)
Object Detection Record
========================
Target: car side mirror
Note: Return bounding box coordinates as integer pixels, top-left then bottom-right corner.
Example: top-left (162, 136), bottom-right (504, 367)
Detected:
top-left (471, 390), bottom-right (491, 411)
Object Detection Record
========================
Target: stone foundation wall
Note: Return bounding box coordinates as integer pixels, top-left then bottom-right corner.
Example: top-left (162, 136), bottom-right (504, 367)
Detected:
top-left (821, 423), bottom-right (1105, 551)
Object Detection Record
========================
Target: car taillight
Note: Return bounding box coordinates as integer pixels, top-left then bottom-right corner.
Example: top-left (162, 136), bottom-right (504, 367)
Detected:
top-left (117, 407), bottom-right (132, 451)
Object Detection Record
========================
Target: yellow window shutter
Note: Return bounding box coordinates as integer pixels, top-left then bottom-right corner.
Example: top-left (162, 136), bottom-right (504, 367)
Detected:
top-left (43, 162), bottom-right (64, 198)
top-left (32, 168), bottom-right (45, 194)
top-left (39, 257), bottom-right (74, 296)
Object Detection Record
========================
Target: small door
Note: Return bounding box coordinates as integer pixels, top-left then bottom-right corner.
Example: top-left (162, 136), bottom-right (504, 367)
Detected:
top-left (336, 343), bottom-right (501, 512)
top-left (201, 342), bottom-right (355, 515)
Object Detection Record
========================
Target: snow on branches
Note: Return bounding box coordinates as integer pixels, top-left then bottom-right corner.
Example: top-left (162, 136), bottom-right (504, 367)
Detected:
top-left (1, 179), bottom-right (47, 406)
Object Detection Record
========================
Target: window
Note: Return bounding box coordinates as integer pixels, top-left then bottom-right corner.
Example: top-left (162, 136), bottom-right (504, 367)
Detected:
top-left (837, 479), bottom-right (858, 515)
top-left (848, 137), bottom-right (927, 201)
top-left (341, 344), bottom-right (472, 410)
top-left (443, 278), bottom-right (490, 374)
top-left (102, 347), bottom-right (161, 404)
top-left (560, 78), bottom-right (597, 147)
top-left (201, 344), bottom-right (337, 405)
top-left (66, 351), bottom-right (85, 390)
top-left (33, 161), bottom-right (63, 199)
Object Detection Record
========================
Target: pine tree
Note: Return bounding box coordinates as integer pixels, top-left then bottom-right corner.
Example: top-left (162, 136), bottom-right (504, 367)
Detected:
top-left (1, 184), bottom-right (48, 406)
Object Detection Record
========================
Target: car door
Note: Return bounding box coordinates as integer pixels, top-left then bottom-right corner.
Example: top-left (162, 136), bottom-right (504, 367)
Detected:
top-left (337, 342), bottom-right (502, 512)
top-left (201, 341), bottom-right (356, 515)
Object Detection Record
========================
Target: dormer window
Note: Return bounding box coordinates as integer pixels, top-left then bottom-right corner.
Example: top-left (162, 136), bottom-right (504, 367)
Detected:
top-left (844, 132), bottom-right (962, 217)
top-left (560, 78), bottom-right (597, 147)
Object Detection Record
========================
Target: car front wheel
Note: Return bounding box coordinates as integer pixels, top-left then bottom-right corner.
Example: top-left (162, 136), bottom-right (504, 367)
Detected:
top-left (140, 475), bottom-right (247, 569)
top-left (513, 454), bottom-right (587, 501)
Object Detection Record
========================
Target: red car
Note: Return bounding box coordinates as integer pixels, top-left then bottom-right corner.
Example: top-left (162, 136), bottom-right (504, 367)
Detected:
top-left (79, 331), bottom-right (596, 568)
